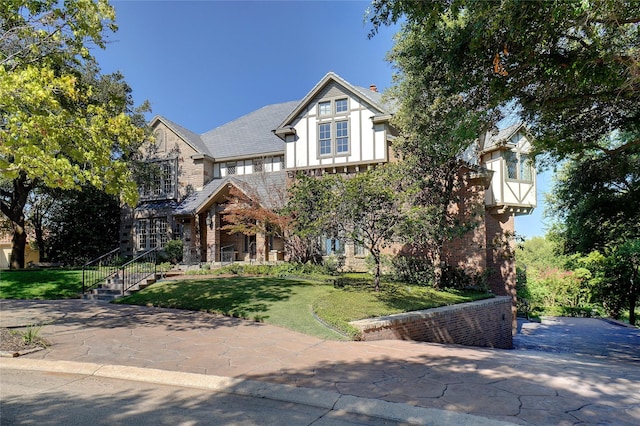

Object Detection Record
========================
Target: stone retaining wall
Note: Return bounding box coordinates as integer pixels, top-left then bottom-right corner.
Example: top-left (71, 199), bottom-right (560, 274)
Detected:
top-left (349, 296), bottom-right (513, 349)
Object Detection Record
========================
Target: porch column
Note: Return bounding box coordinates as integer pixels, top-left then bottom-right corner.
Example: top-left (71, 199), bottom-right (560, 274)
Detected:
top-left (204, 205), bottom-right (221, 263)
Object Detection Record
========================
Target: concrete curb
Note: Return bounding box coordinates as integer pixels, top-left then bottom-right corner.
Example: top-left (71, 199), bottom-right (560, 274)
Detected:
top-left (0, 358), bottom-right (515, 426)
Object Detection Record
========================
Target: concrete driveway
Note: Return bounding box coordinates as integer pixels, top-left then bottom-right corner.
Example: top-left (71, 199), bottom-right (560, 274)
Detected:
top-left (514, 316), bottom-right (640, 364)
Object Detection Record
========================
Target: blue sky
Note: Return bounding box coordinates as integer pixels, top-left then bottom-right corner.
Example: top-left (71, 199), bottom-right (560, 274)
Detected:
top-left (94, 0), bottom-right (549, 239)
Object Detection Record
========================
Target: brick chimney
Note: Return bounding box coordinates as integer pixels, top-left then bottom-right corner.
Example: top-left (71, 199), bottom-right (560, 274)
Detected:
top-left (369, 84), bottom-right (378, 92)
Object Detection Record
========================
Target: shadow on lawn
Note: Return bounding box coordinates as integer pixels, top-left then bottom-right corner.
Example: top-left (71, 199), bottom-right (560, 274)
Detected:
top-left (115, 277), bottom-right (302, 321)
top-left (0, 277), bottom-right (306, 332)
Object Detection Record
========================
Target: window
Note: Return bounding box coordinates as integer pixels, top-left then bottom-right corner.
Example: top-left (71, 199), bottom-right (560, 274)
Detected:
top-left (317, 98), bottom-right (350, 158)
top-left (505, 151), bottom-right (533, 181)
top-left (139, 160), bottom-right (176, 200)
top-left (319, 123), bottom-right (332, 155)
top-left (253, 158), bottom-right (263, 173)
top-left (322, 235), bottom-right (344, 255)
top-left (137, 220), bottom-right (148, 251)
top-left (136, 218), bottom-right (169, 251)
top-left (319, 101), bottom-right (331, 116)
top-left (226, 162), bottom-right (236, 175)
top-left (336, 121), bottom-right (349, 153)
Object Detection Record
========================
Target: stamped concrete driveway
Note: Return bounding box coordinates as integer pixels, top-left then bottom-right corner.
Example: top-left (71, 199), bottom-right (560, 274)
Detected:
top-left (514, 317), bottom-right (640, 364)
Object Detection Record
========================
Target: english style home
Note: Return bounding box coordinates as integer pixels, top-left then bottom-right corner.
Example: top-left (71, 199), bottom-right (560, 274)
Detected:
top-left (120, 72), bottom-right (536, 297)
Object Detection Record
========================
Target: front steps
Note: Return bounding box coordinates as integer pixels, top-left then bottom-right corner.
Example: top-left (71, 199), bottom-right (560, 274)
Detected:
top-left (83, 273), bottom-right (161, 302)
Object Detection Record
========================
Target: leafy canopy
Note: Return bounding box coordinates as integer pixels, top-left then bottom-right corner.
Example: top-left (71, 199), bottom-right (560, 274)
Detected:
top-left (368, 0), bottom-right (640, 161)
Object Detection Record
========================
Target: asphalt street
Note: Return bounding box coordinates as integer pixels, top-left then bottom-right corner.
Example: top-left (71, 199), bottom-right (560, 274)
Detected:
top-left (0, 368), bottom-right (404, 426)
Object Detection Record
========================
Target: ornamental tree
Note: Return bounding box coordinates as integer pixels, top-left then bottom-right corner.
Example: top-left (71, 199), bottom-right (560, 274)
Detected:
top-left (0, 0), bottom-right (148, 268)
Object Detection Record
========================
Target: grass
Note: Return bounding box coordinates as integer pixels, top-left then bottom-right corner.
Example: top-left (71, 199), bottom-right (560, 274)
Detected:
top-left (116, 275), bottom-right (492, 340)
top-left (0, 267), bottom-right (494, 339)
top-left (0, 269), bottom-right (83, 299)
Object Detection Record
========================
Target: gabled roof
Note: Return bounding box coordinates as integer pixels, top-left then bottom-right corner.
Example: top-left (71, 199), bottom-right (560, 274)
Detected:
top-left (481, 122), bottom-right (529, 152)
top-left (276, 72), bottom-right (393, 130)
top-left (174, 172), bottom-right (288, 216)
top-left (201, 101), bottom-right (299, 160)
top-left (150, 115), bottom-right (211, 155)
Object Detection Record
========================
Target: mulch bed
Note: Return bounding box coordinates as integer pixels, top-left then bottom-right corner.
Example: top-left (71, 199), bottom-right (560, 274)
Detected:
top-left (0, 327), bottom-right (49, 357)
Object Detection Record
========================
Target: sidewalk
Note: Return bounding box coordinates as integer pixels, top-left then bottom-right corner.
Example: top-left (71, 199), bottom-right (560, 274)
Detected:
top-left (2, 299), bottom-right (639, 425)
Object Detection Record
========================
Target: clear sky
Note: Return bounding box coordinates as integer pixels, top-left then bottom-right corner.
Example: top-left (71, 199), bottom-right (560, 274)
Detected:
top-left (94, 0), bottom-right (549, 239)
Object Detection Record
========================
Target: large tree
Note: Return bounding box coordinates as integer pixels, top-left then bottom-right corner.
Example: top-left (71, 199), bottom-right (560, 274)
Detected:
top-left (1, 0), bottom-right (147, 268)
top-left (368, 0), bottom-right (640, 161)
top-left (548, 135), bottom-right (639, 323)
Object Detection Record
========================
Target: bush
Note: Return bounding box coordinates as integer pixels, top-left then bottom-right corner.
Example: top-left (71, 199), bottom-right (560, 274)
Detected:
top-left (390, 255), bottom-right (433, 286)
top-left (441, 265), bottom-right (489, 292)
top-left (161, 239), bottom-right (183, 264)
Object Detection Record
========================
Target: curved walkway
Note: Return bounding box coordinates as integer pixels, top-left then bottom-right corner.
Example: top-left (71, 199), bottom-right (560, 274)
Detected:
top-left (1, 299), bottom-right (639, 425)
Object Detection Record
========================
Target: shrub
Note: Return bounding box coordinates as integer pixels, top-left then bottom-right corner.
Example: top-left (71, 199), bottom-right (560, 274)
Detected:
top-left (390, 255), bottom-right (434, 286)
top-left (161, 239), bottom-right (183, 264)
top-left (441, 265), bottom-right (489, 292)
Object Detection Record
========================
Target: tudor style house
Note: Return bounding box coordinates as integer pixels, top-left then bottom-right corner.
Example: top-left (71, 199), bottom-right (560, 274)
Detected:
top-left (120, 72), bottom-right (536, 297)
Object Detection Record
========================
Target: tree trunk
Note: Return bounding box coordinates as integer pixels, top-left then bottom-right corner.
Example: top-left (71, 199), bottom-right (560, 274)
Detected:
top-left (374, 252), bottom-right (381, 292)
top-left (0, 172), bottom-right (34, 270)
top-left (10, 222), bottom-right (26, 269)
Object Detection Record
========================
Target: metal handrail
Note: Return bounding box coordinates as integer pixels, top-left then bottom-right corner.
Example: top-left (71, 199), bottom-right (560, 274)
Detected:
top-left (119, 248), bottom-right (158, 295)
top-left (82, 248), bottom-right (120, 294)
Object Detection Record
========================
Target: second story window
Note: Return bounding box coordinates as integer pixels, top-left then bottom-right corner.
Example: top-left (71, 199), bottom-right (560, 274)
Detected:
top-left (319, 123), bottom-right (332, 155)
top-left (227, 162), bottom-right (236, 175)
top-left (336, 121), bottom-right (349, 153)
top-left (140, 159), bottom-right (176, 200)
top-left (317, 97), bottom-right (350, 158)
top-left (505, 151), bottom-right (533, 182)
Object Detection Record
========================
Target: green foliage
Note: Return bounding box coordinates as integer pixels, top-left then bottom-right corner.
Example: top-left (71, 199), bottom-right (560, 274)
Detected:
top-left (161, 239), bottom-right (184, 264)
top-left (441, 265), bottom-right (489, 292)
top-left (43, 186), bottom-right (121, 266)
top-left (389, 254), bottom-right (434, 286)
top-left (368, 0), bottom-right (640, 161)
top-left (548, 140), bottom-right (640, 254)
top-left (21, 324), bottom-right (44, 346)
top-left (0, 269), bottom-right (83, 299)
top-left (0, 0), bottom-right (149, 269)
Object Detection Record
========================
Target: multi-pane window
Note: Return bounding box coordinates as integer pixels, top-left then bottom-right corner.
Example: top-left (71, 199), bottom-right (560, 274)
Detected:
top-left (140, 160), bottom-right (176, 200)
top-left (136, 218), bottom-right (170, 251)
top-left (226, 162), bottom-right (236, 175)
top-left (319, 123), bottom-right (332, 155)
top-left (137, 221), bottom-right (147, 251)
top-left (162, 163), bottom-right (173, 195)
top-left (318, 101), bottom-right (331, 116)
top-left (253, 158), bottom-right (263, 172)
top-left (317, 98), bottom-right (349, 157)
top-left (505, 151), bottom-right (533, 181)
top-left (336, 121), bottom-right (349, 153)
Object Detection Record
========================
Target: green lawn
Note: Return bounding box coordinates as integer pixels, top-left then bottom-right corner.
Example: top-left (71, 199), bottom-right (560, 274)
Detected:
top-left (0, 269), bottom-right (83, 299)
top-left (0, 268), bottom-right (493, 339)
top-left (116, 276), bottom-right (491, 339)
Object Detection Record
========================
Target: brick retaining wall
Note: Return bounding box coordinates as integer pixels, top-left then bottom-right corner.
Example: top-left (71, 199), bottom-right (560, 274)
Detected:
top-left (349, 296), bottom-right (513, 349)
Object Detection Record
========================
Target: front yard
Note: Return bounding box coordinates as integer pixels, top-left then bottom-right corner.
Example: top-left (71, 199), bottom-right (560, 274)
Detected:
top-left (0, 267), bottom-right (492, 340)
